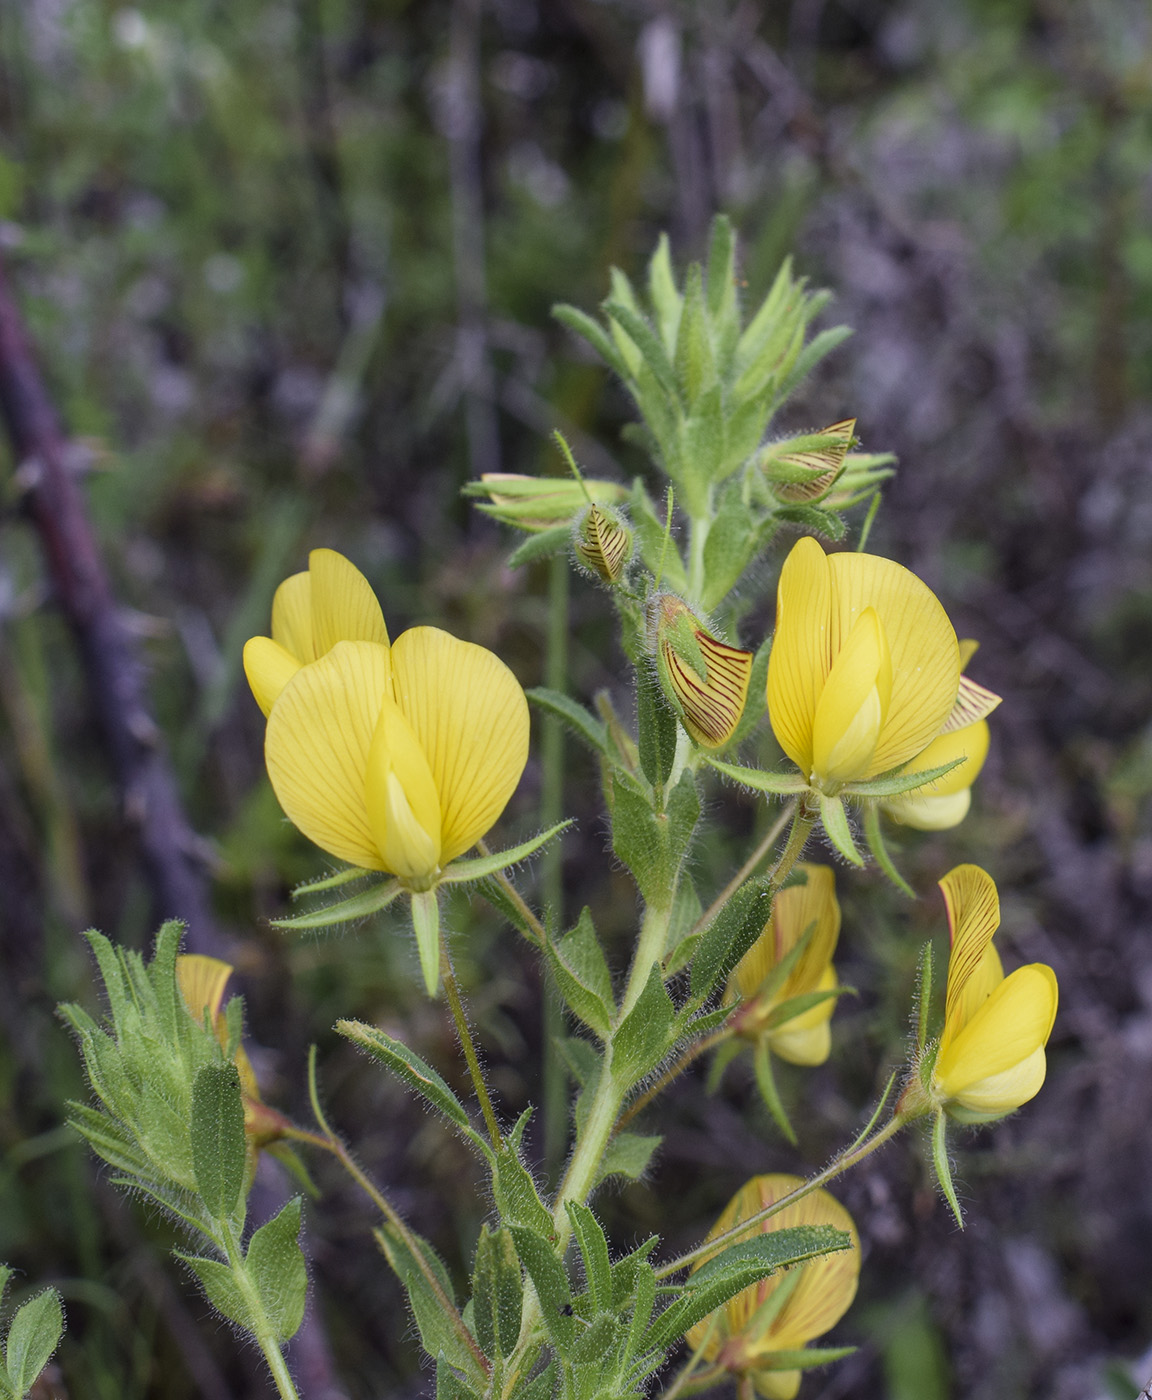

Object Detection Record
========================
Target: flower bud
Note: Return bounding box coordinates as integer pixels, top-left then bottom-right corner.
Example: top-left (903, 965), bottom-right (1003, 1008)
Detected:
top-left (761, 420), bottom-right (855, 504)
top-left (653, 595), bottom-right (753, 749)
top-left (464, 474), bottom-right (627, 533)
top-left (575, 503), bottom-right (632, 584)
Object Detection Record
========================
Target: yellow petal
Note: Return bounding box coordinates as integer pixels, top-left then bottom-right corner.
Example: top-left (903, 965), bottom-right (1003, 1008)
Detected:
top-left (391, 627), bottom-right (530, 864)
top-left (827, 551), bottom-right (959, 776)
top-left (364, 697), bottom-right (443, 880)
top-left (885, 787), bottom-right (972, 831)
top-left (264, 640), bottom-right (394, 870)
top-left (957, 638), bottom-right (980, 670)
top-left (881, 720), bottom-right (990, 828)
top-left (308, 548), bottom-right (389, 655)
top-left (177, 954), bottom-right (234, 1025)
top-left (947, 1044), bottom-right (1048, 1117)
top-left (271, 572), bottom-right (316, 662)
top-left (733, 865), bottom-right (840, 1003)
top-left (935, 963), bottom-right (1058, 1103)
top-left (754, 1372), bottom-right (801, 1400)
top-left (766, 538), bottom-right (832, 774)
top-left (664, 630), bottom-right (754, 749)
top-left (939, 864), bottom-right (1001, 1037)
top-left (811, 608), bottom-right (892, 784)
top-left (244, 636), bottom-right (303, 718)
top-left (940, 675), bottom-right (1001, 734)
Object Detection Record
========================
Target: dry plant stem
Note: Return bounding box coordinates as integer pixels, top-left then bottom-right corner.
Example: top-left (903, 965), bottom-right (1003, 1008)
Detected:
top-left (655, 1113), bottom-right (907, 1280)
top-left (440, 938), bottom-right (505, 1151)
top-left (302, 1055), bottom-right (492, 1379)
top-left (615, 1026), bottom-right (733, 1131)
top-left (687, 801), bottom-right (796, 942)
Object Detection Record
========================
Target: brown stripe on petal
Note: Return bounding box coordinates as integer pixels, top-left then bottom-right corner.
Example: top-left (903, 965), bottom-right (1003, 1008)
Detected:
top-left (576, 504), bottom-right (630, 583)
top-left (940, 674), bottom-right (1002, 734)
top-left (774, 419), bottom-right (856, 503)
top-left (664, 631), bottom-right (754, 748)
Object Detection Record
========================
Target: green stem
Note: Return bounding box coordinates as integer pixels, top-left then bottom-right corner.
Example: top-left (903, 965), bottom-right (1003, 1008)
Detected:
top-left (441, 937), bottom-right (504, 1151)
top-left (541, 551), bottom-right (570, 1173)
top-left (655, 1112), bottom-right (908, 1280)
top-left (616, 1025), bottom-right (733, 1131)
top-left (686, 802), bottom-right (796, 944)
top-left (475, 844), bottom-right (546, 946)
top-left (221, 1220), bottom-right (302, 1400)
top-left (686, 514), bottom-right (711, 603)
top-left (766, 803), bottom-right (816, 896)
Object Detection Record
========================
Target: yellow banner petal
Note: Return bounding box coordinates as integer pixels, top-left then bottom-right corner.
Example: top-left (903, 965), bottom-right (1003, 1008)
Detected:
top-left (766, 538), bottom-right (833, 774)
top-left (364, 697), bottom-right (443, 881)
top-left (939, 864), bottom-right (1001, 1034)
top-left (271, 571), bottom-right (315, 662)
top-left (177, 954), bottom-right (234, 1025)
top-left (936, 964), bottom-right (1058, 1100)
top-left (827, 552), bottom-right (959, 776)
top-left (243, 636), bottom-right (303, 718)
top-left (264, 640), bottom-right (394, 870)
top-left (308, 548), bottom-right (390, 655)
top-left (391, 627), bottom-right (530, 864)
top-left (811, 608), bottom-right (892, 784)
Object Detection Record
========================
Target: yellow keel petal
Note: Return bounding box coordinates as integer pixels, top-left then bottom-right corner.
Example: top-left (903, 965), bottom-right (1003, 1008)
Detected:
top-left (811, 608), bottom-right (892, 784)
top-left (364, 697), bottom-right (443, 881)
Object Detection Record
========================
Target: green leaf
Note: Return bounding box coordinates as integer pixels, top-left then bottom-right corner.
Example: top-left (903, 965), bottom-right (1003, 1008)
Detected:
top-left (508, 527), bottom-right (571, 568)
top-left (547, 909), bottom-right (615, 1039)
top-left (190, 1063), bottom-right (247, 1222)
top-left (472, 1225), bottom-right (523, 1358)
top-left (775, 325), bottom-right (853, 403)
top-left (705, 215), bottom-right (739, 363)
top-left (610, 774), bottom-right (666, 904)
top-left (509, 1226), bottom-right (575, 1352)
top-left (648, 1226), bottom-right (852, 1351)
top-left (436, 1362), bottom-right (481, 1400)
top-left (705, 758), bottom-right (808, 795)
top-left (604, 300), bottom-right (680, 401)
top-left (439, 823), bottom-right (572, 885)
top-left (411, 890), bottom-right (441, 996)
top-left (594, 1133), bottom-right (661, 1187)
top-left (5, 1289), bottom-right (63, 1396)
top-left (557, 1036), bottom-right (601, 1089)
top-left (473, 876), bottom-right (540, 942)
top-left (773, 503), bottom-right (847, 541)
top-left (647, 233), bottom-right (683, 353)
top-left (700, 485), bottom-right (759, 611)
top-left (932, 1111), bottom-right (964, 1228)
top-left (674, 264), bottom-right (715, 408)
top-left (375, 1223), bottom-right (479, 1376)
top-left (271, 877), bottom-right (403, 929)
top-left (689, 882), bottom-right (772, 1003)
top-left (493, 1143), bottom-right (554, 1238)
top-left (565, 1202), bottom-right (613, 1312)
top-left (179, 1253), bottom-right (253, 1332)
top-left (613, 965), bottom-right (674, 1087)
top-left (729, 634), bottom-right (773, 747)
top-left (819, 795), bottom-right (863, 865)
top-left (636, 665), bottom-right (678, 789)
top-left (664, 770), bottom-right (700, 864)
top-left (553, 303), bottom-right (629, 378)
top-left (246, 1198), bottom-right (307, 1343)
top-left (336, 1019), bottom-right (470, 1127)
top-left (527, 688), bottom-right (609, 756)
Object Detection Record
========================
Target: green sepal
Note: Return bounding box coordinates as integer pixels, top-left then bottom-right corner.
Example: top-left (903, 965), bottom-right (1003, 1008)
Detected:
top-left (862, 804), bottom-right (915, 898)
top-left (508, 527), bottom-right (572, 568)
top-left (612, 965), bottom-right (674, 1088)
top-left (438, 822), bottom-right (572, 885)
top-left (271, 878), bottom-right (403, 930)
top-left (646, 1226), bottom-right (852, 1352)
top-left (773, 503), bottom-right (847, 541)
top-left (546, 909), bottom-right (615, 1039)
top-left (705, 758), bottom-right (808, 795)
top-left (509, 1226), bottom-right (575, 1353)
top-left (411, 890), bottom-right (441, 997)
top-left (290, 864), bottom-right (371, 900)
top-left (728, 634), bottom-right (773, 747)
top-left (753, 1042), bottom-right (796, 1145)
top-left (4, 1288), bottom-right (64, 1398)
top-left (594, 1133), bottom-right (661, 1188)
top-left (472, 1225), bottom-right (523, 1358)
top-left (761, 986), bottom-right (851, 1031)
top-left (190, 1063), bottom-right (247, 1223)
top-left (756, 1345), bottom-right (857, 1372)
top-left (636, 665), bottom-right (679, 789)
top-left (688, 881), bottom-right (772, 1005)
top-left (245, 1197), bottom-right (307, 1342)
top-left (931, 1111), bottom-right (964, 1228)
top-left (819, 795), bottom-right (863, 865)
top-left (630, 479), bottom-right (688, 592)
top-left (335, 1019), bottom-right (471, 1129)
top-left (843, 756), bottom-right (966, 798)
top-left (914, 942), bottom-right (934, 1054)
top-left (527, 688), bottom-right (610, 757)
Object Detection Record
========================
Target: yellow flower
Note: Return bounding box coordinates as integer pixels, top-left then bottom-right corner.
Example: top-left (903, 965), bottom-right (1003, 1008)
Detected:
top-left (729, 865), bottom-right (841, 1066)
top-left (766, 538), bottom-right (960, 791)
top-left (243, 550), bottom-right (530, 886)
top-left (881, 641), bottom-right (996, 831)
top-left (686, 1175), bottom-right (860, 1399)
top-left (931, 865), bottom-right (1058, 1122)
top-left (176, 954), bottom-right (284, 1146)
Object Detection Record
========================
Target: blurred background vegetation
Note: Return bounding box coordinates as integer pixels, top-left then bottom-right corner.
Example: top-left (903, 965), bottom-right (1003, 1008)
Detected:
top-left (0, 0), bottom-right (1151, 1396)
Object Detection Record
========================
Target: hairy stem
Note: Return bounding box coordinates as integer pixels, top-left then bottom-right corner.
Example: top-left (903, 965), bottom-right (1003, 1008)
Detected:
top-left (441, 937), bottom-right (504, 1151)
top-left (615, 1025), bottom-right (733, 1131)
top-left (221, 1220), bottom-right (302, 1400)
top-left (686, 802), bottom-right (796, 944)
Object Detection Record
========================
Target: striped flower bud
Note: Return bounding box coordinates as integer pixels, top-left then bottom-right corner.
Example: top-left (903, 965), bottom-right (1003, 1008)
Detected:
top-left (654, 595), bottom-right (753, 750)
top-left (761, 420), bottom-right (855, 504)
top-left (575, 503), bottom-right (632, 583)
